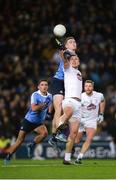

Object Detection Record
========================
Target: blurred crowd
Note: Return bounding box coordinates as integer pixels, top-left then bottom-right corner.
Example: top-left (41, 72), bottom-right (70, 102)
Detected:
top-left (0, 0), bottom-right (116, 152)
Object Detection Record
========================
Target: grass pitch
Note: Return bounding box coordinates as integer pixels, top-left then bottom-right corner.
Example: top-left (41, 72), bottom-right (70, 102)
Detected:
top-left (0, 159), bottom-right (116, 179)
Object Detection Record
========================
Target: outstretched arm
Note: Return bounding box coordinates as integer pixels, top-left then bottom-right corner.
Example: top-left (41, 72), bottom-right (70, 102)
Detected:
top-left (62, 49), bottom-right (76, 69)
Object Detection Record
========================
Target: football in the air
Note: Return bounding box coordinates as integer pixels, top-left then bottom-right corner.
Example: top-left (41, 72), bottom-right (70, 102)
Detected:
top-left (53, 24), bottom-right (66, 37)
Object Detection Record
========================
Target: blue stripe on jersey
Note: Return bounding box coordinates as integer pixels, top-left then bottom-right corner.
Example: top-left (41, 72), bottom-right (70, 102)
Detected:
top-left (25, 90), bottom-right (52, 124)
top-left (54, 60), bottom-right (64, 80)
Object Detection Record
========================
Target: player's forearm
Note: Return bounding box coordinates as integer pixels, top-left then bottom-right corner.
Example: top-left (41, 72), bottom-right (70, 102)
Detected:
top-left (48, 104), bottom-right (53, 114)
top-left (31, 103), bottom-right (47, 111)
top-left (60, 50), bottom-right (69, 65)
top-left (63, 56), bottom-right (69, 69)
top-left (99, 100), bottom-right (106, 114)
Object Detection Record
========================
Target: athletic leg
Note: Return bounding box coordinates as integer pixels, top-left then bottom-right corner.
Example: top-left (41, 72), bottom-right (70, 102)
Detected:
top-left (4, 130), bottom-right (26, 164)
top-left (27, 125), bottom-right (48, 158)
top-left (75, 127), bottom-right (96, 163)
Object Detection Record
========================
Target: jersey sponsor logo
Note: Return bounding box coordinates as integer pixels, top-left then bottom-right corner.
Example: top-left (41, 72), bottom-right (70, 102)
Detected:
top-left (87, 103), bottom-right (96, 110)
top-left (77, 73), bottom-right (82, 81)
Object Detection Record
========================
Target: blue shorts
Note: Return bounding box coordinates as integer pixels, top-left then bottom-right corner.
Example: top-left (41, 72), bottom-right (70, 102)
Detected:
top-left (48, 78), bottom-right (64, 96)
top-left (20, 119), bottom-right (43, 133)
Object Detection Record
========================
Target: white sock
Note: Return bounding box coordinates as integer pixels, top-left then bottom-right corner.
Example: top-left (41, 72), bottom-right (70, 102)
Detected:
top-left (65, 153), bottom-right (71, 161)
top-left (109, 141), bottom-right (115, 157)
top-left (77, 153), bottom-right (83, 160)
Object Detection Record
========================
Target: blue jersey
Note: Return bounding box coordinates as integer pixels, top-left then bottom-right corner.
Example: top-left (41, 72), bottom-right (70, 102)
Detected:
top-left (54, 59), bottom-right (64, 80)
top-left (25, 90), bottom-right (52, 124)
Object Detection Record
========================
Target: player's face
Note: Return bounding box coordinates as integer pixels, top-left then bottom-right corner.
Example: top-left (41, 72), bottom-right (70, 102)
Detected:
top-left (84, 83), bottom-right (93, 95)
top-left (38, 81), bottom-right (48, 94)
top-left (69, 55), bottom-right (80, 68)
top-left (65, 38), bottom-right (77, 51)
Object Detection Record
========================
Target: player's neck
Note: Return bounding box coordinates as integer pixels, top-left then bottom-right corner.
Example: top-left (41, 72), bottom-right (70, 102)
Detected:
top-left (72, 65), bottom-right (78, 69)
top-left (42, 92), bottom-right (47, 96)
top-left (86, 92), bottom-right (93, 96)
top-left (40, 91), bottom-right (47, 96)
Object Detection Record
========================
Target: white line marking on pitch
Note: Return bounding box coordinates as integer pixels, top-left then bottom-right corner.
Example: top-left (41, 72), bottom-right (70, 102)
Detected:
top-left (2, 164), bottom-right (65, 168)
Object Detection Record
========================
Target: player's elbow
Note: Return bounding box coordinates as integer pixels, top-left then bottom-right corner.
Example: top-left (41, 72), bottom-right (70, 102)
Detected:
top-left (31, 104), bottom-right (38, 111)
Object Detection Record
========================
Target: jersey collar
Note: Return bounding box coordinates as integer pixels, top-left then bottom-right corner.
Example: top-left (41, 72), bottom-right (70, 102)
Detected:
top-left (37, 90), bottom-right (48, 97)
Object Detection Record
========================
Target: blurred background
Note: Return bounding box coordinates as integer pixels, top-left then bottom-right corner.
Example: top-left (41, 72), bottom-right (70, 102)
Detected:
top-left (0, 0), bottom-right (116, 159)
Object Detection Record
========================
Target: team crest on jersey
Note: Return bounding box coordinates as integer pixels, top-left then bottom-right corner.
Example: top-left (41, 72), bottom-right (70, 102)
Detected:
top-left (87, 103), bottom-right (96, 110)
top-left (77, 73), bottom-right (82, 81)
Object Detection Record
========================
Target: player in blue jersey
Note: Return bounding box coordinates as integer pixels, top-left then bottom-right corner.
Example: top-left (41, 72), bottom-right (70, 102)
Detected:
top-left (4, 79), bottom-right (52, 164)
top-left (48, 37), bottom-right (78, 148)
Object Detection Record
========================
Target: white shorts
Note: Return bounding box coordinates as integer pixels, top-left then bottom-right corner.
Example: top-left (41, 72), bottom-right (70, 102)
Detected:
top-left (79, 118), bottom-right (97, 132)
top-left (62, 98), bottom-right (81, 122)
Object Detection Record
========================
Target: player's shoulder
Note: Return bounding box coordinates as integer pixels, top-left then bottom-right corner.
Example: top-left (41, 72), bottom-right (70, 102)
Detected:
top-left (47, 92), bottom-right (52, 95)
top-left (93, 91), bottom-right (104, 97)
top-left (64, 64), bottom-right (72, 71)
top-left (82, 92), bottom-right (86, 97)
top-left (67, 66), bottom-right (81, 73)
top-left (31, 90), bottom-right (39, 96)
top-left (47, 92), bottom-right (52, 98)
top-left (53, 51), bottom-right (63, 63)
top-left (31, 90), bottom-right (42, 98)
top-left (93, 91), bottom-right (103, 96)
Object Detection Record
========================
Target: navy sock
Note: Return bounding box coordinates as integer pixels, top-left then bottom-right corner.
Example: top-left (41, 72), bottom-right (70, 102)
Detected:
top-left (30, 141), bottom-right (36, 148)
top-left (6, 153), bottom-right (12, 160)
top-left (52, 133), bottom-right (57, 141)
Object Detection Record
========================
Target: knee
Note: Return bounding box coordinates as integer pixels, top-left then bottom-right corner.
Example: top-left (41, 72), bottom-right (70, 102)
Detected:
top-left (41, 130), bottom-right (48, 138)
top-left (64, 108), bottom-right (73, 119)
top-left (86, 137), bottom-right (93, 143)
top-left (70, 131), bottom-right (77, 140)
top-left (17, 137), bottom-right (24, 144)
top-left (75, 137), bottom-right (80, 144)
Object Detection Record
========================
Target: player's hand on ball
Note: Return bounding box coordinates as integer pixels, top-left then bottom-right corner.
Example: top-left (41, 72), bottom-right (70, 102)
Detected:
top-left (97, 113), bottom-right (104, 123)
top-left (55, 38), bottom-right (65, 50)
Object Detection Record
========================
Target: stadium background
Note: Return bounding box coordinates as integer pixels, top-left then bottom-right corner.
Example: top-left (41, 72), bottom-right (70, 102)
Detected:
top-left (0, 0), bottom-right (116, 159)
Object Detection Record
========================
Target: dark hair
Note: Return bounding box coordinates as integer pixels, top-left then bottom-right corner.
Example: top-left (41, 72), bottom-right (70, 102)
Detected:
top-left (64, 36), bottom-right (75, 45)
top-left (64, 36), bottom-right (79, 53)
top-left (38, 79), bottom-right (48, 85)
top-left (85, 80), bottom-right (94, 87)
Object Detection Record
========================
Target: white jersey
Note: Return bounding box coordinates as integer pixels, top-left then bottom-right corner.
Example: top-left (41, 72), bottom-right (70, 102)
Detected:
top-left (64, 66), bottom-right (82, 99)
top-left (81, 91), bottom-right (104, 122)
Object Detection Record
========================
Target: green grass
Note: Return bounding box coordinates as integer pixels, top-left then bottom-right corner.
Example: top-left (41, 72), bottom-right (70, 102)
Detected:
top-left (0, 159), bottom-right (116, 179)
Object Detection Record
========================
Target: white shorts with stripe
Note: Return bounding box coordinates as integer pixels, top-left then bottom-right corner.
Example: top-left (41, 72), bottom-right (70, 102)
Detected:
top-left (62, 98), bottom-right (81, 122)
top-left (79, 118), bottom-right (97, 132)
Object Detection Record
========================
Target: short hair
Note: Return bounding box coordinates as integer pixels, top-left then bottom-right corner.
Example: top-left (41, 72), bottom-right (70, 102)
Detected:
top-left (85, 80), bottom-right (94, 87)
top-left (64, 36), bottom-right (75, 45)
top-left (38, 79), bottom-right (48, 85)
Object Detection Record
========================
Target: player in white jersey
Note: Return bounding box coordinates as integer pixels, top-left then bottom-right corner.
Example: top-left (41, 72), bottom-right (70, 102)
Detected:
top-left (48, 37), bottom-right (78, 149)
top-left (75, 80), bottom-right (105, 164)
top-left (55, 50), bottom-right (82, 164)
